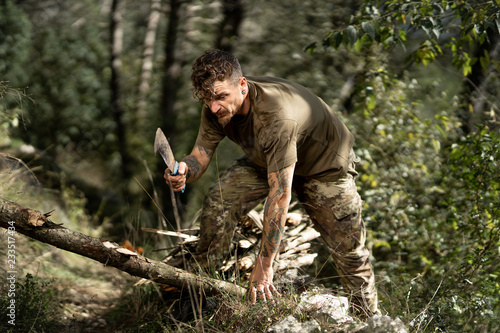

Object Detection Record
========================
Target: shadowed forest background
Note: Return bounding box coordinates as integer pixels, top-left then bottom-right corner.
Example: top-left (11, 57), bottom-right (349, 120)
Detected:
top-left (1, 0), bottom-right (499, 332)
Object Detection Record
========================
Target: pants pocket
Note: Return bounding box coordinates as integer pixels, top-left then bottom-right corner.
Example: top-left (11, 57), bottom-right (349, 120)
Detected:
top-left (332, 196), bottom-right (361, 221)
top-left (330, 195), bottom-right (364, 253)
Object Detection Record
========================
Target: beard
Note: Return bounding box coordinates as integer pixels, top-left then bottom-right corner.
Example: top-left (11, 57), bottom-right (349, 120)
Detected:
top-left (216, 109), bottom-right (232, 127)
top-left (217, 115), bottom-right (231, 127)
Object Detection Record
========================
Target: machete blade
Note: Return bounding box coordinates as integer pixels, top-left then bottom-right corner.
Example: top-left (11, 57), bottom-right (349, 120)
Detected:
top-left (154, 128), bottom-right (178, 174)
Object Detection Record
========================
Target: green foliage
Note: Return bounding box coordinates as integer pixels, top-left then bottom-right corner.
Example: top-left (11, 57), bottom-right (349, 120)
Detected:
top-left (0, 1), bottom-right (32, 147)
top-left (344, 65), bottom-right (460, 273)
top-left (316, 0), bottom-right (500, 75)
top-left (17, 7), bottom-right (112, 160)
top-left (0, 0), bottom-right (32, 87)
top-left (434, 128), bottom-right (500, 330)
top-left (0, 83), bottom-right (29, 147)
top-left (342, 62), bottom-right (499, 331)
top-left (0, 274), bottom-right (60, 332)
top-left (399, 128), bottom-right (500, 333)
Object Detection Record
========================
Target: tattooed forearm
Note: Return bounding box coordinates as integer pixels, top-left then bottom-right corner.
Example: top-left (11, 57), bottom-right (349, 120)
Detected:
top-left (260, 208), bottom-right (286, 257)
top-left (181, 155), bottom-right (201, 181)
top-left (197, 145), bottom-right (214, 159)
top-left (260, 165), bottom-right (294, 259)
top-left (267, 168), bottom-right (289, 197)
top-left (181, 145), bottom-right (214, 183)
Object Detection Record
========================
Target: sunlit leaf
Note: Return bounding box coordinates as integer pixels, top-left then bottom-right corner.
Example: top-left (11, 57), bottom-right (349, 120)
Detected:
top-left (304, 41), bottom-right (316, 54)
top-left (432, 4), bottom-right (444, 14)
top-left (362, 21), bottom-right (376, 39)
top-left (480, 55), bottom-right (489, 70)
top-left (433, 28), bottom-right (441, 39)
top-left (398, 29), bottom-right (407, 42)
top-left (347, 25), bottom-right (357, 46)
top-left (421, 19), bottom-right (433, 36)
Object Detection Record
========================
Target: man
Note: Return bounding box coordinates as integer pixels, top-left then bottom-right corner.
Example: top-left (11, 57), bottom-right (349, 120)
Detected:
top-left (164, 49), bottom-right (379, 316)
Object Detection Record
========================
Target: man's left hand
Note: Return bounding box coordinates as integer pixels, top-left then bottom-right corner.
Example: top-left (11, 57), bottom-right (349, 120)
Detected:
top-left (248, 259), bottom-right (281, 303)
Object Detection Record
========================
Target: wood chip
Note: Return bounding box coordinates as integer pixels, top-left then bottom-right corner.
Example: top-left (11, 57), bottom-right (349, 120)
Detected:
top-left (286, 212), bottom-right (303, 226)
top-left (27, 210), bottom-right (45, 227)
top-left (141, 227), bottom-right (199, 242)
top-left (116, 248), bottom-right (138, 256)
top-left (102, 241), bottom-right (117, 249)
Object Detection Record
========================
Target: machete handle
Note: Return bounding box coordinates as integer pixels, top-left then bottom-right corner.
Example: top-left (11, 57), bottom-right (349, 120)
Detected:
top-left (170, 161), bottom-right (185, 193)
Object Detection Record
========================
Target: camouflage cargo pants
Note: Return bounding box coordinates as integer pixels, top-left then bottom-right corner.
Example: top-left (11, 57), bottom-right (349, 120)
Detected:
top-left (194, 155), bottom-right (378, 315)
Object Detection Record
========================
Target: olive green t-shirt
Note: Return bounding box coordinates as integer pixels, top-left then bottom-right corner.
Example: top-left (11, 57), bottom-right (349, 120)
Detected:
top-left (195, 76), bottom-right (354, 181)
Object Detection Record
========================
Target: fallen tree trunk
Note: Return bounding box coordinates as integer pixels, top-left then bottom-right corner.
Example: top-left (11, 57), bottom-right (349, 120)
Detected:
top-left (0, 199), bottom-right (246, 298)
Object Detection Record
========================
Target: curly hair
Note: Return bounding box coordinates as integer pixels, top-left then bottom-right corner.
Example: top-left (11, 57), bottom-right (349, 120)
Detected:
top-left (191, 49), bottom-right (243, 101)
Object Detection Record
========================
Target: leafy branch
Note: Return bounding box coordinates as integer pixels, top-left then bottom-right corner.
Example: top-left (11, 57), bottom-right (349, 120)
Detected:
top-left (309, 0), bottom-right (500, 75)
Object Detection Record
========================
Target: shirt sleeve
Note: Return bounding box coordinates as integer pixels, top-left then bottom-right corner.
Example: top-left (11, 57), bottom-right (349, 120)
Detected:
top-left (194, 106), bottom-right (225, 151)
top-left (261, 119), bottom-right (298, 173)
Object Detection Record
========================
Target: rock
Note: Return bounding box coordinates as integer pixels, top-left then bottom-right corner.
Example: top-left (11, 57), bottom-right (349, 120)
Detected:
top-left (267, 315), bottom-right (321, 333)
top-left (298, 291), bottom-right (353, 325)
top-left (276, 268), bottom-right (315, 291)
top-left (301, 320), bottom-right (322, 333)
top-left (353, 315), bottom-right (408, 333)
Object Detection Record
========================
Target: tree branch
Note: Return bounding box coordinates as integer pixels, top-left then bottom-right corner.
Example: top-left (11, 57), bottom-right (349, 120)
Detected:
top-left (0, 198), bottom-right (246, 298)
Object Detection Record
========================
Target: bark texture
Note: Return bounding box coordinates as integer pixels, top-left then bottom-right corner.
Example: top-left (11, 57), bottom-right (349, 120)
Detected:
top-left (137, 0), bottom-right (162, 118)
top-left (0, 199), bottom-right (246, 298)
top-left (110, 0), bottom-right (132, 179)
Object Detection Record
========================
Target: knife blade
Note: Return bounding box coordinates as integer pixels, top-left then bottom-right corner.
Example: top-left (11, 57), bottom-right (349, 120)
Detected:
top-left (154, 128), bottom-right (185, 192)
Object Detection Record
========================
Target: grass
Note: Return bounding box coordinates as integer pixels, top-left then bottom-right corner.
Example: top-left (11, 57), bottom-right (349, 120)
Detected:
top-left (104, 280), bottom-right (310, 333)
top-left (0, 273), bottom-right (60, 332)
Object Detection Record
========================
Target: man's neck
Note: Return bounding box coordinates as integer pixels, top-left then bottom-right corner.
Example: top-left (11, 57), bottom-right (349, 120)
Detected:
top-left (239, 95), bottom-right (250, 116)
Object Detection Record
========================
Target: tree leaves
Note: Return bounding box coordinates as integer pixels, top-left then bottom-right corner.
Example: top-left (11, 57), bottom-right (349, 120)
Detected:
top-left (315, 0), bottom-right (500, 75)
top-left (362, 21), bottom-right (376, 39)
top-left (347, 25), bottom-right (357, 46)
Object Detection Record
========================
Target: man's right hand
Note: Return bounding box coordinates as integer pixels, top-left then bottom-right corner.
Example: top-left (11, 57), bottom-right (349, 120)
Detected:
top-left (164, 162), bottom-right (188, 192)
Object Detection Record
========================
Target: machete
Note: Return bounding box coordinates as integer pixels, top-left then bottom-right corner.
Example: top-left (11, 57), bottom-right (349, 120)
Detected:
top-left (154, 127), bottom-right (185, 193)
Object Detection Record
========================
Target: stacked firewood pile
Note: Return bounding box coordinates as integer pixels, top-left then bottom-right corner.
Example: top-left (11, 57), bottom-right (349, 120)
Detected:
top-left (143, 202), bottom-right (321, 281)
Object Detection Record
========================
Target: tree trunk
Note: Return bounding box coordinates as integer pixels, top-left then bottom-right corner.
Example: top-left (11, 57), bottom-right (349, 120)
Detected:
top-left (161, 0), bottom-right (184, 127)
top-left (0, 199), bottom-right (246, 297)
top-left (110, 0), bottom-right (132, 179)
top-left (137, 0), bottom-right (162, 119)
top-left (158, 0), bottom-right (188, 227)
top-left (215, 0), bottom-right (244, 52)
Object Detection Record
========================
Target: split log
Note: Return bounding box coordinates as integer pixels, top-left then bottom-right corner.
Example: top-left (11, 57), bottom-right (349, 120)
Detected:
top-left (163, 205), bottom-right (322, 276)
top-left (280, 243), bottom-right (311, 259)
top-left (275, 253), bottom-right (318, 271)
top-left (0, 199), bottom-right (246, 297)
top-left (282, 227), bottom-right (321, 253)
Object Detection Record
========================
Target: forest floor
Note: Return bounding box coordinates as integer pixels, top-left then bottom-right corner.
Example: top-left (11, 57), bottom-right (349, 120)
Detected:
top-left (0, 158), bottom-right (355, 332)
top-left (1, 229), bottom-right (144, 332)
top-left (52, 266), bottom-right (129, 332)
top-left (2, 212), bottom-right (339, 333)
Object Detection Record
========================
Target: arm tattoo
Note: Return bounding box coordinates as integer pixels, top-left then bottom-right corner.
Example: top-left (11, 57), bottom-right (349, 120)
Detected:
top-left (261, 209), bottom-right (286, 257)
top-left (197, 145), bottom-right (214, 159)
top-left (260, 167), bottom-right (291, 258)
top-left (182, 155), bottom-right (201, 180)
top-left (181, 145), bottom-right (214, 181)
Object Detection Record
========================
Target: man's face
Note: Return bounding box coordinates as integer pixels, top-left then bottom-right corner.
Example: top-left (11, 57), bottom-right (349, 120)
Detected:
top-left (205, 77), bottom-right (247, 127)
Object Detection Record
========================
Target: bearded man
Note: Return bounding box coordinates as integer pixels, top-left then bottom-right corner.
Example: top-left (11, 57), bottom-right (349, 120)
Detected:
top-left (164, 49), bottom-right (379, 316)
